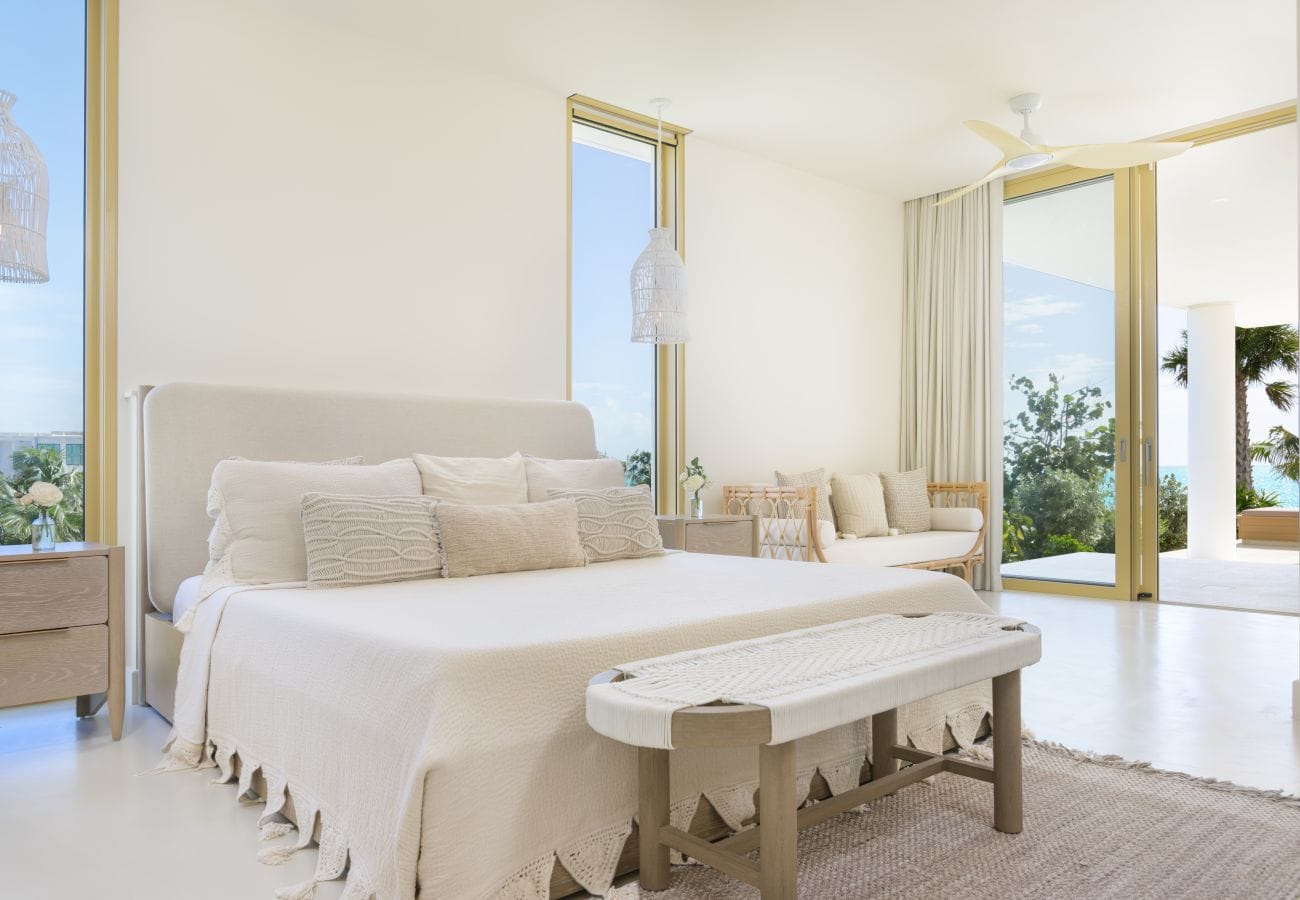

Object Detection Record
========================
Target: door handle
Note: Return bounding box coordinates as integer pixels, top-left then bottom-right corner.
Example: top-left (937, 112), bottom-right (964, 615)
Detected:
top-left (1118, 438), bottom-right (1128, 463)
top-left (1143, 438), bottom-right (1154, 487)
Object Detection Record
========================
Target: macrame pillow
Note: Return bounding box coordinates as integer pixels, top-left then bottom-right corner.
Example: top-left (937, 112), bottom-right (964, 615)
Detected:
top-left (774, 467), bottom-right (834, 525)
top-left (829, 473), bottom-right (889, 537)
top-left (525, 456), bottom-right (627, 502)
top-left (880, 468), bottom-right (932, 534)
top-left (301, 493), bottom-right (442, 588)
top-left (548, 485), bottom-right (663, 563)
top-left (437, 498), bottom-right (587, 578)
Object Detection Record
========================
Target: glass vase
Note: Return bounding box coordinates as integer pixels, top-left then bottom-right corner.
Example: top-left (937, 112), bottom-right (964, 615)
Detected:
top-left (31, 512), bottom-right (56, 551)
top-left (691, 494), bottom-right (705, 519)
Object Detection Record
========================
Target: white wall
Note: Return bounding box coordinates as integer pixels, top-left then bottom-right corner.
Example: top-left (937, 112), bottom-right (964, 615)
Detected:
top-left (116, 0), bottom-right (903, 679)
top-left (687, 139), bottom-right (902, 507)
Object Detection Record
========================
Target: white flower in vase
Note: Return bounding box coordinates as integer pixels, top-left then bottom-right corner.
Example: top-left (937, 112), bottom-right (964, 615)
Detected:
top-left (24, 481), bottom-right (64, 508)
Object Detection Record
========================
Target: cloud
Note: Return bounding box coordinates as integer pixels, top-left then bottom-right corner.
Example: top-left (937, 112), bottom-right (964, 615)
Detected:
top-left (1016, 322), bottom-right (1044, 335)
top-left (1034, 352), bottom-right (1111, 388)
top-left (1006, 339), bottom-right (1048, 350)
top-left (1005, 295), bottom-right (1082, 325)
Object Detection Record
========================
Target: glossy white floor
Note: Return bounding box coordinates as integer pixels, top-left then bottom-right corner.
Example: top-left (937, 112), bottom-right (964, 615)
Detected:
top-left (1, 590), bottom-right (1297, 900)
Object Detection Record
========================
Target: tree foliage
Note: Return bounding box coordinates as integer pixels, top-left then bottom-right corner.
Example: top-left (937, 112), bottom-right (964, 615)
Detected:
top-left (1251, 425), bottom-right (1299, 483)
top-left (0, 447), bottom-right (85, 545)
top-left (623, 449), bottom-right (651, 488)
top-left (1003, 374), bottom-right (1114, 499)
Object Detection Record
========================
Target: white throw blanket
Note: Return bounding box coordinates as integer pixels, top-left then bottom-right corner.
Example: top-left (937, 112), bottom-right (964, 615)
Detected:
top-left (163, 552), bottom-right (994, 899)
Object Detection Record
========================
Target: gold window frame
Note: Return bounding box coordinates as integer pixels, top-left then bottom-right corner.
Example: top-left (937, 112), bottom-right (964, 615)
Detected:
top-left (567, 95), bottom-right (690, 513)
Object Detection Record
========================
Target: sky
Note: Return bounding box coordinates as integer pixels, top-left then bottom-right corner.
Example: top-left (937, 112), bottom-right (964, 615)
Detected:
top-left (570, 125), bottom-right (656, 463)
top-left (0, 1), bottom-right (85, 435)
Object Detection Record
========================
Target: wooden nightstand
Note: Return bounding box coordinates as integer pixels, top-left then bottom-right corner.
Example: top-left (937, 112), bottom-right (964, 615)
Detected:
top-left (657, 514), bottom-right (759, 558)
top-left (0, 542), bottom-right (125, 739)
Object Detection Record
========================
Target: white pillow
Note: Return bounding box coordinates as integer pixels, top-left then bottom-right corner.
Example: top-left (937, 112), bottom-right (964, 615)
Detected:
top-left (547, 485), bottom-right (663, 562)
top-left (199, 457), bottom-right (421, 599)
top-left (413, 451), bottom-right (528, 504)
top-left (525, 456), bottom-right (626, 502)
top-left (929, 507), bottom-right (983, 532)
top-left (829, 472), bottom-right (889, 537)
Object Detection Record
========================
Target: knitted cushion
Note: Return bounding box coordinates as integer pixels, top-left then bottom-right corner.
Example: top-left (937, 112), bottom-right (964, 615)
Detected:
top-left (437, 498), bottom-right (586, 578)
top-left (302, 493), bottom-right (441, 588)
top-left (880, 468), bottom-right (931, 534)
top-left (829, 473), bottom-right (889, 537)
top-left (548, 485), bottom-right (663, 563)
top-left (774, 467), bottom-right (833, 524)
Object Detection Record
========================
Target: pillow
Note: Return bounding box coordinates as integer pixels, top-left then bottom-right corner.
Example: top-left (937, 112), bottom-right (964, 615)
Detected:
top-left (929, 506), bottom-right (983, 532)
top-left (880, 467), bottom-right (931, 534)
top-left (437, 498), bottom-right (586, 578)
top-left (200, 457), bottom-right (421, 597)
top-left (774, 467), bottom-right (833, 525)
top-left (301, 493), bottom-right (442, 588)
top-left (829, 473), bottom-right (889, 537)
top-left (525, 456), bottom-right (627, 502)
top-left (548, 485), bottom-right (663, 563)
top-left (413, 451), bottom-right (528, 504)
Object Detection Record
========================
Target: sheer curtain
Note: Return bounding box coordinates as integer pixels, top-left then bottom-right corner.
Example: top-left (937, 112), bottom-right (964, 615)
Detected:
top-left (900, 182), bottom-right (1003, 590)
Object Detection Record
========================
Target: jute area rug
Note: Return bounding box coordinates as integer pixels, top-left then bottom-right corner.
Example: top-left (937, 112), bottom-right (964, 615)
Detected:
top-left (609, 740), bottom-right (1300, 900)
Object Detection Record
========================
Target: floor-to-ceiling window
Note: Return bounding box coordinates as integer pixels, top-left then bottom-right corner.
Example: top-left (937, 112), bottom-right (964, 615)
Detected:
top-left (0, 2), bottom-right (87, 544)
top-left (568, 97), bottom-right (686, 512)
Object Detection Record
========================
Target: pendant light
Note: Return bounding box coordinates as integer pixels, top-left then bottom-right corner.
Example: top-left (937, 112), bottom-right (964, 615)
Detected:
top-left (0, 91), bottom-right (50, 284)
top-left (630, 98), bottom-right (688, 344)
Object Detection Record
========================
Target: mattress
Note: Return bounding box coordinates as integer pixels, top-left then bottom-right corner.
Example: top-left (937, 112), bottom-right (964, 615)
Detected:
top-left (171, 575), bottom-right (203, 626)
top-left (821, 529), bottom-right (980, 567)
top-left (167, 552), bottom-right (995, 899)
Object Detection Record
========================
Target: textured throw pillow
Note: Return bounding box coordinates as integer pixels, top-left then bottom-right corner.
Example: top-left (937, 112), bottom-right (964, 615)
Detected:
top-left (437, 498), bottom-right (586, 578)
top-left (880, 468), bottom-right (931, 534)
top-left (774, 467), bottom-right (834, 525)
top-left (548, 485), bottom-right (663, 563)
top-left (525, 456), bottom-right (626, 502)
top-left (200, 457), bottom-right (422, 597)
top-left (413, 451), bottom-right (528, 504)
top-left (301, 493), bottom-right (441, 588)
top-left (829, 473), bottom-right (889, 537)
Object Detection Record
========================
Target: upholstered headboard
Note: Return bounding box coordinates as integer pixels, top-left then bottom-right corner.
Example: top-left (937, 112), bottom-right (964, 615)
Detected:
top-left (140, 382), bottom-right (598, 614)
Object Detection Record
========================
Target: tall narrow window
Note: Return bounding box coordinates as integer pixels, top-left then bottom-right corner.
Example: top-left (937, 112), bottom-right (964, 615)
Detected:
top-left (568, 97), bottom-right (686, 511)
top-left (0, 4), bottom-right (88, 544)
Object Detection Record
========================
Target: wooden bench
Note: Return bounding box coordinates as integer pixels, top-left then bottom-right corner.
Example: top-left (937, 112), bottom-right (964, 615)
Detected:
top-left (587, 612), bottom-right (1041, 899)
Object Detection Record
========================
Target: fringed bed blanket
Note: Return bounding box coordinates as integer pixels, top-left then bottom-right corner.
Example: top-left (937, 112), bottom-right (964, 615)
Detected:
top-left (161, 552), bottom-right (994, 899)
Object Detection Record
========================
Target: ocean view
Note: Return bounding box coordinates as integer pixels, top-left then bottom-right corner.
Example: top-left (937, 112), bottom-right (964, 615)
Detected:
top-left (1160, 464), bottom-right (1298, 508)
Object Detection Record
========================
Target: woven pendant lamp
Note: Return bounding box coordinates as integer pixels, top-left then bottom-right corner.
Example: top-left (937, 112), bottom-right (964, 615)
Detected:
top-left (630, 98), bottom-right (688, 344)
top-left (0, 91), bottom-right (50, 284)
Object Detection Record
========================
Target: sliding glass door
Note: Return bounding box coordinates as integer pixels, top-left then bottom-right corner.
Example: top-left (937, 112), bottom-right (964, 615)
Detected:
top-left (1001, 171), bottom-right (1136, 599)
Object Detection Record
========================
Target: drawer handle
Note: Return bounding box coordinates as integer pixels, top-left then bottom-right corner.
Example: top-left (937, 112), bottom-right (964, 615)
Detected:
top-left (2, 627), bottom-right (72, 638)
top-left (0, 557), bottom-right (73, 568)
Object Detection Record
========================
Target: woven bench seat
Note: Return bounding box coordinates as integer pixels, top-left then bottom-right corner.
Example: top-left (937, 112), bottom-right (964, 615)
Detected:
top-left (587, 612), bottom-right (1041, 899)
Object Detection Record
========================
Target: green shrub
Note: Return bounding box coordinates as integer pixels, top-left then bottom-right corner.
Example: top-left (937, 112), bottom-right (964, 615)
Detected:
top-left (1236, 483), bottom-right (1280, 513)
top-left (1095, 508), bottom-right (1116, 554)
top-left (1042, 533), bottom-right (1094, 557)
top-left (1013, 467), bottom-right (1106, 556)
top-left (1001, 510), bottom-right (1032, 563)
top-left (1157, 474), bottom-right (1189, 552)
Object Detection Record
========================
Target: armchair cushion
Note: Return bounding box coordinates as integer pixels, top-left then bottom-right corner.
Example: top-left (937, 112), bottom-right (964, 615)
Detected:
top-left (929, 506), bottom-right (983, 532)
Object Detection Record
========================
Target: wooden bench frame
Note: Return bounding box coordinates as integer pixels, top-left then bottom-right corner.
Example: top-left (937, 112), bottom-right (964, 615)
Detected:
top-left (722, 482), bottom-right (989, 584)
top-left (590, 622), bottom-right (1033, 899)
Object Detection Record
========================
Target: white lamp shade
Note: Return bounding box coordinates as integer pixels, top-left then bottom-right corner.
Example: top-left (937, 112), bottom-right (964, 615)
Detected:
top-left (0, 91), bottom-right (49, 284)
top-left (630, 227), bottom-right (688, 344)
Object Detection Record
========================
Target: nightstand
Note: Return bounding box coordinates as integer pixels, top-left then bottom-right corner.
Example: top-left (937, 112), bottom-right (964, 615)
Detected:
top-left (657, 514), bottom-right (759, 558)
top-left (0, 542), bottom-right (125, 739)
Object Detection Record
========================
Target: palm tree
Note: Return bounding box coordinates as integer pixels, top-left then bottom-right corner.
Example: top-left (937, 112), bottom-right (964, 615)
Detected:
top-left (1161, 324), bottom-right (1298, 491)
top-left (1252, 425), bottom-right (1299, 483)
top-left (0, 446), bottom-right (85, 545)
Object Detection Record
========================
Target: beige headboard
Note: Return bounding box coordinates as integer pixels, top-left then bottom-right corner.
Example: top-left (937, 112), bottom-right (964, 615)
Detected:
top-left (140, 382), bottom-right (598, 615)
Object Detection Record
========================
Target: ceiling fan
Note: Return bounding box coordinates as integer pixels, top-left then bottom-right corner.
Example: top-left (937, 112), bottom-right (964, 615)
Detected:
top-left (937, 93), bottom-right (1193, 205)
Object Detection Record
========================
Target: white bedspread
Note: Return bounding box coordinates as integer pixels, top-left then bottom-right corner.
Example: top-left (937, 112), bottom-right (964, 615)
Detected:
top-left (165, 552), bottom-right (994, 899)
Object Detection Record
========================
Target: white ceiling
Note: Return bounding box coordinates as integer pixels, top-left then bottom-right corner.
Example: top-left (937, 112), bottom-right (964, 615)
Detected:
top-left (1158, 124), bottom-right (1298, 325)
top-left (286, 0), bottom-right (1295, 200)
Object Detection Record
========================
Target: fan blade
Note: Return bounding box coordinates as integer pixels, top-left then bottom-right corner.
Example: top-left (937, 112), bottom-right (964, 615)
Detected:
top-left (935, 162), bottom-right (1010, 206)
top-left (964, 120), bottom-right (1034, 157)
top-left (1050, 140), bottom-right (1193, 170)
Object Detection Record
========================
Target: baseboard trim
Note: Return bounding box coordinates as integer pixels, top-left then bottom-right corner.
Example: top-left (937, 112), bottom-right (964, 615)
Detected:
top-left (1292, 679), bottom-right (1299, 721)
top-left (129, 666), bottom-right (142, 706)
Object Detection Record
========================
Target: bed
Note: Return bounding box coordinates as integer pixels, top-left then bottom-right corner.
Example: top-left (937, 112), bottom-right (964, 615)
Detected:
top-left (139, 383), bottom-right (997, 900)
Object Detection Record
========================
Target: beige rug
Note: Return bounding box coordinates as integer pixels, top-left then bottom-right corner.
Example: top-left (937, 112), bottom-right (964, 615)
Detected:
top-left (609, 740), bottom-right (1300, 899)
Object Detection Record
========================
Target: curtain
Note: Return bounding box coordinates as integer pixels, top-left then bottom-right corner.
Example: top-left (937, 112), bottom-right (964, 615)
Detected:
top-left (900, 182), bottom-right (1003, 590)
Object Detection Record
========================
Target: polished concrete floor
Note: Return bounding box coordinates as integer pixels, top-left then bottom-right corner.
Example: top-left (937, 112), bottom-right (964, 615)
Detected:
top-left (0, 591), bottom-right (1296, 899)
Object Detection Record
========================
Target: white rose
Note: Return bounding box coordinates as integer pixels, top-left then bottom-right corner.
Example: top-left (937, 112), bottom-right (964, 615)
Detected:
top-left (18, 494), bottom-right (33, 507)
top-left (683, 474), bottom-right (705, 493)
top-left (26, 481), bottom-right (63, 508)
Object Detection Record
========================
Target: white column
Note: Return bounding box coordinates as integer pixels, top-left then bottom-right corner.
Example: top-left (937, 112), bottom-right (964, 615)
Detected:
top-left (1185, 302), bottom-right (1237, 560)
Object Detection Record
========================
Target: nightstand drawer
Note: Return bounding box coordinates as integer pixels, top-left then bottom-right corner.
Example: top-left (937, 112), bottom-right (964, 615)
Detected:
top-left (0, 624), bottom-right (108, 707)
top-left (0, 556), bottom-right (108, 635)
top-left (685, 520), bottom-right (754, 557)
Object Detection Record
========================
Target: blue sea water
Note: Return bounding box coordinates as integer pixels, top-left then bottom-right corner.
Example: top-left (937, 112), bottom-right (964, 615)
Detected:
top-left (1159, 464), bottom-right (1298, 508)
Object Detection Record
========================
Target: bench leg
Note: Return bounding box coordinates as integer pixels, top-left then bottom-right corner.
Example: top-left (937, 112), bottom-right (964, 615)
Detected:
top-left (870, 708), bottom-right (897, 782)
top-left (759, 740), bottom-right (797, 900)
top-left (992, 670), bottom-right (1023, 834)
top-left (638, 747), bottom-right (671, 891)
